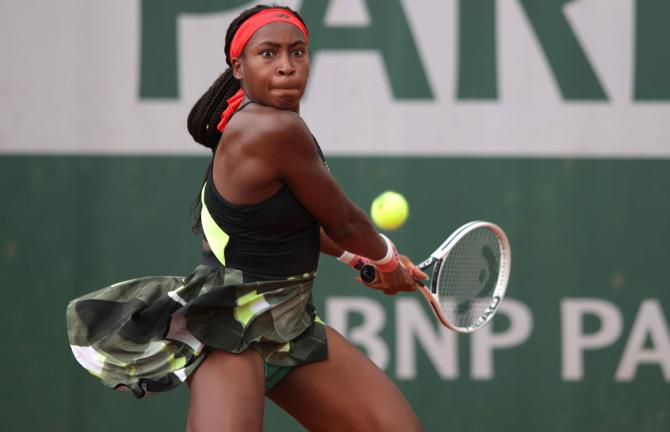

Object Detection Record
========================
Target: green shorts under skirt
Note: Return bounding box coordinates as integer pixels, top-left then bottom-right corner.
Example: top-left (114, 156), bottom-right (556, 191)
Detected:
top-left (66, 263), bottom-right (328, 398)
top-left (264, 363), bottom-right (293, 392)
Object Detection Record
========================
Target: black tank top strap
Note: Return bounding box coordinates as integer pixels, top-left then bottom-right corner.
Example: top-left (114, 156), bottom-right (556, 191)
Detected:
top-left (235, 100), bottom-right (255, 113)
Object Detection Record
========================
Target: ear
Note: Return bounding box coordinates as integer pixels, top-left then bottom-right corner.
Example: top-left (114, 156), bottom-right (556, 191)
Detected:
top-left (231, 57), bottom-right (244, 80)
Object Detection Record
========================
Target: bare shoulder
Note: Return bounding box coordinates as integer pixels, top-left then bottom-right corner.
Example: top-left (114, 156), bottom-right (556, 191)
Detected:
top-left (234, 105), bottom-right (313, 149)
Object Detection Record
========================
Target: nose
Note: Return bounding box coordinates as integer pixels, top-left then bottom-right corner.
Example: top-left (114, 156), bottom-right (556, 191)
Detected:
top-left (277, 53), bottom-right (295, 76)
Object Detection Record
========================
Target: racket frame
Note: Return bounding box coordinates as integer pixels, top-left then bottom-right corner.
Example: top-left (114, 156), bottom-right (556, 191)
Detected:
top-left (420, 220), bottom-right (511, 333)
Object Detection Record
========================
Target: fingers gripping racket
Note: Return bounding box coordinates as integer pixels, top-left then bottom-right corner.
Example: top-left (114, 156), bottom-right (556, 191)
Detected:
top-left (360, 221), bottom-right (511, 333)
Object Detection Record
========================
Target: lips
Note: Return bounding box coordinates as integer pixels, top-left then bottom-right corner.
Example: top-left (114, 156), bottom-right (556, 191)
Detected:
top-left (271, 87), bottom-right (301, 99)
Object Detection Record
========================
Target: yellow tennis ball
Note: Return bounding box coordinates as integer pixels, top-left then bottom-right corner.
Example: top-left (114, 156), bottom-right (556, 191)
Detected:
top-left (370, 191), bottom-right (409, 230)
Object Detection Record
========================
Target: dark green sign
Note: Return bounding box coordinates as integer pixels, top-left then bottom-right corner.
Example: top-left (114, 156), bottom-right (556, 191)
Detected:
top-left (139, 0), bottom-right (670, 100)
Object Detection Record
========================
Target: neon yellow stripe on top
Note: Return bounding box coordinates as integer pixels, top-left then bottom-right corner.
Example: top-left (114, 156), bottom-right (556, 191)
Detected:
top-left (201, 184), bottom-right (230, 266)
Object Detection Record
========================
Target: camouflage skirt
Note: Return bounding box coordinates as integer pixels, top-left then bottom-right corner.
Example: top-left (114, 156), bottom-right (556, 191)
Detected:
top-left (66, 263), bottom-right (328, 398)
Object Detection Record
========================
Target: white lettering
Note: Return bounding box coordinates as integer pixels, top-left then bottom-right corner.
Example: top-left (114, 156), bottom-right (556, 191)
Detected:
top-left (471, 298), bottom-right (533, 380)
top-left (561, 298), bottom-right (623, 381)
top-left (615, 299), bottom-right (670, 381)
top-left (395, 298), bottom-right (458, 380)
top-left (326, 297), bottom-right (389, 369)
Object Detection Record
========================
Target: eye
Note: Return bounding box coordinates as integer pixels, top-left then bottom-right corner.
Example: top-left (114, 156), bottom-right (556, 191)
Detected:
top-left (292, 49), bottom-right (305, 57)
top-left (260, 50), bottom-right (274, 58)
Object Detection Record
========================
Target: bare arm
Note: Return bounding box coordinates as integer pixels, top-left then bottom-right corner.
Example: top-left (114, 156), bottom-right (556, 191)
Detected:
top-left (320, 228), bottom-right (344, 257)
top-left (247, 110), bottom-right (421, 293)
top-left (266, 113), bottom-right (388, 260)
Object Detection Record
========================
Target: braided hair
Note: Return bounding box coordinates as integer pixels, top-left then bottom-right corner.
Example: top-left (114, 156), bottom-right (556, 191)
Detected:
top-left (188, 4), bottom-right (308, 233)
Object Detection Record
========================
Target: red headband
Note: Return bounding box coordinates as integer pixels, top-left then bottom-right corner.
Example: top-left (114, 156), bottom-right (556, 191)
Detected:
top-left (217, 9), bottom-right (308, 133)
top-left (229, 8), bottom-right (308, 59)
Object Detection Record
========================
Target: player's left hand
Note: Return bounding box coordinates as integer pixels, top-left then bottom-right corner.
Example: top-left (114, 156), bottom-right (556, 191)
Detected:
top-left (400, 255), bottom-right (428, 284)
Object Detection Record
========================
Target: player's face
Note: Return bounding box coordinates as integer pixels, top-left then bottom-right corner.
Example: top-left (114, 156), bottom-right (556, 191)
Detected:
top-left (233, 22), bottom-right (310, 113)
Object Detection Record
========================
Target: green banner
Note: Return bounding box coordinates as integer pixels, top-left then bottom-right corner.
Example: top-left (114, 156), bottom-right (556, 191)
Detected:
top-left (1, 156), bottom-right (668, 431)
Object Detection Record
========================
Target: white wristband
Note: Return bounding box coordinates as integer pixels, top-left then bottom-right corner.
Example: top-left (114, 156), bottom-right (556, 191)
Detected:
top-left (374, 234), bottom-right (396, 265)
top-left (337, 251), bottom-right (357, 265)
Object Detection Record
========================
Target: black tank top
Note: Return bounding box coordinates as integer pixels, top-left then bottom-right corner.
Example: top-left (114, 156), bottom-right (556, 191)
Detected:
top-left (201, 112), bottom-right (327, 277)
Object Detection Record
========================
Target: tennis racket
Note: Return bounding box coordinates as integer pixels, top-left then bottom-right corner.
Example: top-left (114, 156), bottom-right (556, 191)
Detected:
top-left (360, 221), bottom-right (511, 333)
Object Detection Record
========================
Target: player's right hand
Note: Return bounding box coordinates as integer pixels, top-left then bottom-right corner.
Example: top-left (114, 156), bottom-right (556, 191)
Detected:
top-left (357, 255), bottom-right (423, 295)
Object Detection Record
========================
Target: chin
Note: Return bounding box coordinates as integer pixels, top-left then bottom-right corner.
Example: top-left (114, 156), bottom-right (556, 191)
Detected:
top-left (274, 98), bottom-right (300, 112)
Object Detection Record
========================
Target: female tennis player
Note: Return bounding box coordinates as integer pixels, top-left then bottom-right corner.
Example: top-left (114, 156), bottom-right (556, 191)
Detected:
top-left (67, 4), bottom-right (425, 431)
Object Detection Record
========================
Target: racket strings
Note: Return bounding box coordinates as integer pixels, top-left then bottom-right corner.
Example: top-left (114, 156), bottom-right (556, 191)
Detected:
top-left (437, 228), bottom-right (501, 328)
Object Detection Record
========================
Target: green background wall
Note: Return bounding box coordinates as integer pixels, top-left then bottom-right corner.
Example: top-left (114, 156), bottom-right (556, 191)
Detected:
top-left (1, 156), bottom-right (668, 431)
top-left (3, 0), bottom-right (670, 430)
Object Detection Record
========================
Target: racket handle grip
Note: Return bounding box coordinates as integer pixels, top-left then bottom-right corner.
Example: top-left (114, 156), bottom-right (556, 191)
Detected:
top-left (360, 265), bottom-right (377, 283)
